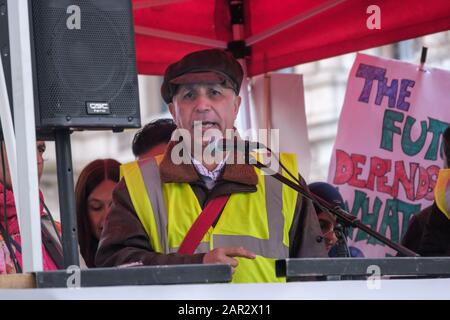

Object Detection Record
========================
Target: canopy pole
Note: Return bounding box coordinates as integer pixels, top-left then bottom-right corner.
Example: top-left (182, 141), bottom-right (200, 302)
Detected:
top-left (7, 0), bottom-right (43, 272)
top-left (133, 0), bottom-right (189, 10)
top-left (0, 51), bottom-right (20, 228)
top-left (246, 0), bottom-right (348, 46)
top-left (419, 46), bottom-right (428, 72)
top-left (263, 74), bottom-right (272, 148)
top-left (134, 26), bottom-right (227, 48)
top-left (229, 0), bottom-right (254, 138)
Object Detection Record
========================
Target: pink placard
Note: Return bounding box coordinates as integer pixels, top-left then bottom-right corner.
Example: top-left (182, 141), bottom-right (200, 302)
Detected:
top-left (328, 53), bottom-right (450, 257)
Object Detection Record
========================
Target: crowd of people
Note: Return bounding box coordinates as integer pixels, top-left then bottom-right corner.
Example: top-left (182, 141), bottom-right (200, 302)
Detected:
top-left (0, 49), bottom-right (449, 282)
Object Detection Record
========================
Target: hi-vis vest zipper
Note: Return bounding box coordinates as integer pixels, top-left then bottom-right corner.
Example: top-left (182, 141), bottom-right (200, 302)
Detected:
top-left (120, 153), bottom-right (299, 283)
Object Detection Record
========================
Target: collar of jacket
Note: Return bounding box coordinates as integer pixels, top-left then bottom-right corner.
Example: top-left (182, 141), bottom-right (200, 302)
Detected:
top-left (159, 141), bottom-right (258, 186)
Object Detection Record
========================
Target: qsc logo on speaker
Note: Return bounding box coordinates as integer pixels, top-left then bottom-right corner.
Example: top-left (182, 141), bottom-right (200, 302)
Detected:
top-left (66, 5), bottom-right (81, 30)
top-left (86, 102), bottom-right (110, 115)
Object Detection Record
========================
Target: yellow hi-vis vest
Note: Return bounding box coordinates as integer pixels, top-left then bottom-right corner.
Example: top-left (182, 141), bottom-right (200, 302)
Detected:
top-left (434, 169), bottom-right (450, 220)
top-left (120, 153), bottom-right (299, 283)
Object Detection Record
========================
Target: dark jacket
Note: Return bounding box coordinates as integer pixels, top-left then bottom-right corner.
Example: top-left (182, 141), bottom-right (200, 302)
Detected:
top-left (418, 203), bottom-right (450, 256)
top-left (96, 143), bottom-right (327, 267)
top-left (401, 205), bottom-right (432, 254)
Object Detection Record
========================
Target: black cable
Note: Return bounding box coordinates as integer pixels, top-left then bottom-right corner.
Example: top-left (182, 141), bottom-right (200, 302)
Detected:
top-left (334, 224), bottom-right (351, 257)
top-left (0, 223), bottom-right (21, 253)
top-left (40, 199), bottom-right (62, 245)
top-left (0, 141), bottom-right (22, 272)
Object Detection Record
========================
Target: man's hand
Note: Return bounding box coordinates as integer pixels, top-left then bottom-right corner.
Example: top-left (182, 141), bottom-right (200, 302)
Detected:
top-left (203, 247), bottom-right (256, 273)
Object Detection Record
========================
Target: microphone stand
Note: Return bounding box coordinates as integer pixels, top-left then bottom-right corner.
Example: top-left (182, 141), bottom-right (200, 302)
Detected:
top-left (250, 156), bottom-right (419, 257)
top-left (334, 223), bottom-right (351, 258)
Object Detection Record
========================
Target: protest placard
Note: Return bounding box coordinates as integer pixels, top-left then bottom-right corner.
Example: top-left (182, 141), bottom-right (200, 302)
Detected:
top-left (329, 53), bottom-right (450, 257)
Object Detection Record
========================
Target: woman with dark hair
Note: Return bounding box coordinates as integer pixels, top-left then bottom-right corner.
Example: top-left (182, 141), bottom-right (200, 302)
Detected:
top-left (75, 159), bottom-right (121, 267)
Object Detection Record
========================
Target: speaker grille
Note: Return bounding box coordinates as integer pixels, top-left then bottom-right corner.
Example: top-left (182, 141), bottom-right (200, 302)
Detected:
top-left (31, 0), bottom-right (140, 129)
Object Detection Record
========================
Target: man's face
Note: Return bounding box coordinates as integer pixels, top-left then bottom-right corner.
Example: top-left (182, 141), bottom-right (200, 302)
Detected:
top-left (318, 211), bottom-right (338, 252)
top-left (168, 83), bottom-right (241, 150)
top-left (0, 141), bottom-right (46, 189)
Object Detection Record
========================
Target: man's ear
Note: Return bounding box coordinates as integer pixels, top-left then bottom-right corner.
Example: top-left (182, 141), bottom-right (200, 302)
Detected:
top-left (168, 102), bottom-right (176, 119)
top-left (233, 95), bottom-right (241, 119)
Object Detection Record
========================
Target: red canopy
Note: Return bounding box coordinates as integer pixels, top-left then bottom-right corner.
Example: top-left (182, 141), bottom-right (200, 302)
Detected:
top-left (133, 0), bottom-right (450, 76)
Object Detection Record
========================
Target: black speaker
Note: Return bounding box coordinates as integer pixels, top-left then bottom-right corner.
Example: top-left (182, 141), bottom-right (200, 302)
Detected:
top-left (0, 0), bottom-right (140, 134)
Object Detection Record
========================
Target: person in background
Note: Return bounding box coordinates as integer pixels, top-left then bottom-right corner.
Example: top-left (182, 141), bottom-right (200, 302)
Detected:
top-left (132, 118), bottom-right (177, 159)
top-left (0, 141), bottom-right (64, 273)
top-left (308, 182), bottom-right (364, 258)
top-left (417, 126), bottom-right (450, 256)
top-left (75, 159), bottom-right (121, 268)
top-left (400, 207), bottom-right (432, 254)
top-left (308, 182), bottom-right (340, 253)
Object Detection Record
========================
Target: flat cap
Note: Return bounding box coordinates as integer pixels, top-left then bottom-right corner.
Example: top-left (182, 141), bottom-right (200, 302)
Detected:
top-left (161, 49), bottom-right (244, 104)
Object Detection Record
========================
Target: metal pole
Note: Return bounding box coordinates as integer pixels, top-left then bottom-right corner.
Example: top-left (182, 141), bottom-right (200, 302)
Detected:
top-left (0, 52), bottom-right (19, 217)
top-left (8, 0), bottom-right (42, 272)
top-left (55, 130), bottom-right (79, 267)
top-left (246, 0), bottom-right (348, 46)
top-left (229, 0), bottom-right (253, 136)
top-left (134, 26), bottom-right (227, 48)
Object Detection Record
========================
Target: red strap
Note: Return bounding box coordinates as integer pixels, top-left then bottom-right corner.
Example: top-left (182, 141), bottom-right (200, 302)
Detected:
top-left (178, 195), bottom-right (230, 255)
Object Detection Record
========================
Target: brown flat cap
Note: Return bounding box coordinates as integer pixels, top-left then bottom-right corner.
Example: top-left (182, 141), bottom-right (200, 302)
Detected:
top-left (161, 49), bottom-right (244, 104)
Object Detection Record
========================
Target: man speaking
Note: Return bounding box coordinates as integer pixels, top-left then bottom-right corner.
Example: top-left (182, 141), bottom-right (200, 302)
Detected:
top-left (96, 49), bottom-right (326, 283)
